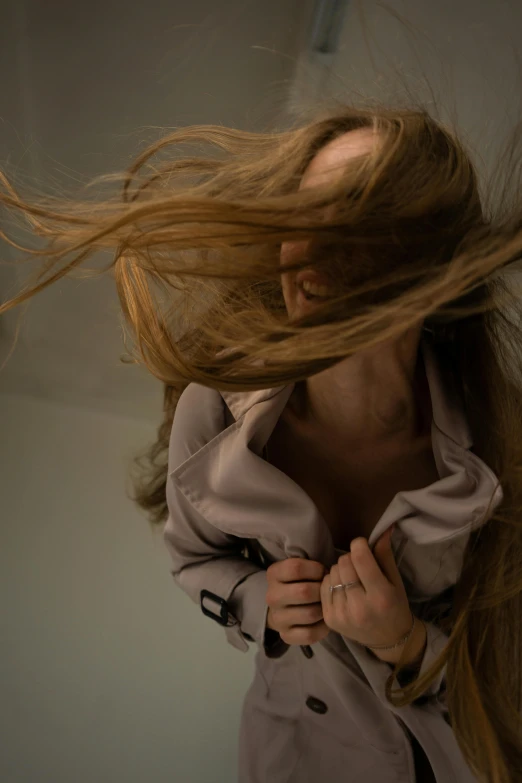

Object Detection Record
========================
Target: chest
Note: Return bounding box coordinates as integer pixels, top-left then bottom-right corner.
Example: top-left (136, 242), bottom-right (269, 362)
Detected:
top-left (265, 418), bottom-right (439, 551)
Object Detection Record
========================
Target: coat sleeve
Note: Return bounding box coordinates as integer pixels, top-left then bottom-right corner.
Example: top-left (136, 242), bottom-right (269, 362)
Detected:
top-left (364, 584), bottom-right (452, 706)
top-left (394, 588), bottom-right (453, 706)
top-left (393, 629), bottom-right (451, 728)
top-left (354, 623), bottom-right (450, 720)
top-left (395, 621), bottom-right (449, 701)
top-left (163, 476), bottom-right (288, 658)
top-left (162, 382), bottom-right (289, 659)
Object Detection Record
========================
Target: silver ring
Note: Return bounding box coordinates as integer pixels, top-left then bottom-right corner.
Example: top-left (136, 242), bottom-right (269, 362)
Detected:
top-left (329, 580), bottom-right (361, 593)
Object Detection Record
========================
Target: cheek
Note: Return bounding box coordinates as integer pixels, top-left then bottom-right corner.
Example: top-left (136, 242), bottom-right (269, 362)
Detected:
top-left (280, 239), bottom-right (309, 271)
top-left (280, 276), bottom-right (295, 317)
top-left (280, 272), bottom-right (294, 296)
top-left (280, 240), bottom-right (308, 310)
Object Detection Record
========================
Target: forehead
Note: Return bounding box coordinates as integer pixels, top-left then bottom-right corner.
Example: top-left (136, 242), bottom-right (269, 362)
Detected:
top-left (300, 128), bottom-right (377, 189)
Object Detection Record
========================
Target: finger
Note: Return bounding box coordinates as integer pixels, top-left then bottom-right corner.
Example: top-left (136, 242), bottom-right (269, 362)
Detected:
top-left (271, 558), bottom-right (326, 584)
top-left (334, 552), bottom-right (364, 604)
top-left (283, 603), bottom-right (324, 627)
top-left (329, 554), bottom-right (364, 611)
top-left (349, 537), bottom-right (391, 595)
top-left (268, 579), bottom-right (321, 610)
top-left (283, 620), bottom-right (329, 646)
top-left (320, 568), bottom-right (333, 612)
top-left (373, 528), bottom-right (403, 589)
top-left (287, 580), bottom-right (323, 607)
top-left (329, 564), bottom-right (340, 607)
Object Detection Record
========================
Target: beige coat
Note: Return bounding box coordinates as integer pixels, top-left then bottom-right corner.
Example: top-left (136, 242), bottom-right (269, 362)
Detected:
top-left (163, 342), bottom-right (503, 782)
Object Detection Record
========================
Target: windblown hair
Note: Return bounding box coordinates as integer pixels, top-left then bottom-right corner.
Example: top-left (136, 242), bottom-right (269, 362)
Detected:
top-left (2, 102), bottom-right (522, 782)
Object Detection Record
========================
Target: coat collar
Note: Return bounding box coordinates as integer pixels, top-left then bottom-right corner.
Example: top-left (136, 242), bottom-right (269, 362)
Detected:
top-left (170, 341), bottom-right (502, 601)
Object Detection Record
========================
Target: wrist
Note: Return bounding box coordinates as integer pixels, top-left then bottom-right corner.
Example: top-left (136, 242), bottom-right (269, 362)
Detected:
top-left (371, 617), bottom-right (427, 666)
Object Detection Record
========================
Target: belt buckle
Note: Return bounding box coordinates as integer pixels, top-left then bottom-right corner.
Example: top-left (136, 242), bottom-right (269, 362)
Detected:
top-left (200, 589), bottom-right (234, 627)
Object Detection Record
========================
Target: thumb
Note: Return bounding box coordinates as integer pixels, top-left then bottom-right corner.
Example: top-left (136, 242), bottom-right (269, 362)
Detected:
top-left (374, 524), bottom-right (401, 585)
top-left (377, 524), bottom-right (395, 547)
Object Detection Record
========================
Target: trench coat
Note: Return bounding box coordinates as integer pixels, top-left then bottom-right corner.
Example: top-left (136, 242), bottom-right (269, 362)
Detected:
top-left (162, 341), bottom-right (503, 783)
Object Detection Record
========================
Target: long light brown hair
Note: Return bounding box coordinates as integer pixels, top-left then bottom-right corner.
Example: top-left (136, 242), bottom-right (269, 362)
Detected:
top-left (2, 102), bottom-right (522, 781)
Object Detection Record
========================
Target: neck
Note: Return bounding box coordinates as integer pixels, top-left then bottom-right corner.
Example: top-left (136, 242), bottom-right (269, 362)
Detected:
top-left (289, 329), bottom-right (427, 448)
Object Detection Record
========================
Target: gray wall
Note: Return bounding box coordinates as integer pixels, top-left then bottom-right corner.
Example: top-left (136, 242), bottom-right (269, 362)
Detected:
top-left (2, 2), bottom-right (522, 782)
top-left (1, 2), bottom-right (309, 781)
top-left (291, 0), bottom-right (522, 187)
top-left (0, 394), bottom-right (255, 783)
top-left (0, 0), bottom-right (311, 420)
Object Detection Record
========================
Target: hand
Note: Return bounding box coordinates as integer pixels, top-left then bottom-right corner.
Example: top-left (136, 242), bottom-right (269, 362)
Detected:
top-left (319, 525), bottom-right (415, 656)
top-left (266, 557), bottom-right (330, 646)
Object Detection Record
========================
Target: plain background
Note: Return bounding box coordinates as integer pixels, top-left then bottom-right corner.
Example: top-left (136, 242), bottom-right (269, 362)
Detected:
top-left (1, 1), bottom-right (521, 781)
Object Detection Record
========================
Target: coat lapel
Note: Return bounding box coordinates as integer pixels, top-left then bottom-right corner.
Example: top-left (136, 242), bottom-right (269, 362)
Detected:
top-left (170, 341), bottom-right (503, 601)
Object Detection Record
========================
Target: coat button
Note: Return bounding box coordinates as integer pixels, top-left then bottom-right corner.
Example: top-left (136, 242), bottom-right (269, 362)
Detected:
top-left (306, 696), bottom-right (328, 715)
top-left (300, 645), bottom-right (314, 659)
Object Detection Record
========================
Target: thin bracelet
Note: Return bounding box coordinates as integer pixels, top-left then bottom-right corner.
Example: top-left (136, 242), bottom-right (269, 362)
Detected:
top-left (366, 611), bottom-right (417, 651)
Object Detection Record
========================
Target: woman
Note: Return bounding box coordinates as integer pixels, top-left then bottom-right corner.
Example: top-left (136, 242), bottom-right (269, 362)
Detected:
top-left (2, 104), bottom-right (522, 782)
